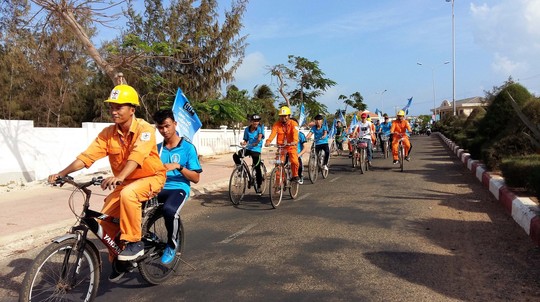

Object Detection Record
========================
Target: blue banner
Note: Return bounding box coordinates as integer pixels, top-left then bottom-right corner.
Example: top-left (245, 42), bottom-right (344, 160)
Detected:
top-left (172, 88), bottom-right (202, 141)
top-left (375, 108), bottom-right (383, 121)
top-left (328, 118), bottom-right (336, 139)
top-left (402, 97), bottom-right (413, 115)
top-left (298, 103), bottom-right (306, 127)
top-left (338, 110), bottom-right (346, 129)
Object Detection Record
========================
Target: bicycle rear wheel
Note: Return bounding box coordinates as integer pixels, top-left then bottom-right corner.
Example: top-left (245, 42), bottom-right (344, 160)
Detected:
top-left (359, 148), bottom-right (365, 174)
top-left (228, 166), bottom-right (247, 205)
top-left (398, 143), bottom-right (404, 172)
top-left (319, 150), bottom-right (329, 179)
top-left (269, 166), bottom-right (285, 208)
top-left (351, 147), bottom-right (357, 168)
top-left (289, 168), bottom-right (300, 199)
top-left (252, 162), bottom-right (268, 195)
top-left (20, 238), bottom-right (100, 302)
top-left (308, 151), bottom-right (318, 183)
top-left (139, 208), bottom-right (183, 285)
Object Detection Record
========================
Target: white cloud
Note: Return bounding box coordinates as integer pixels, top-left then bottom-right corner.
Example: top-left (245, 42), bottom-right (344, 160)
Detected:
top-left (233, 52), bottom-right (268, 82)
top-left (470, 0), bottom-right (540, 76)
top-left (491, 53), bottom-right (525, 75)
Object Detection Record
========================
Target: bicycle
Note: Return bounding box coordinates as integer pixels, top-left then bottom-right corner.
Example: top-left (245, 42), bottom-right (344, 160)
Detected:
top-left (307, 140), bottom-right (329, 183)
top-left (381, 134), bottom-right (390, 159)
top-left (269, 144), bottom-right (300, 208)
top-left (395, 133), bottom-right (406, 172)
top-left (228, 145), bottom-right (267, 205)
top-left (351, 138), bottom-right (370, 174)
top-left (20, 176), bottom-right (183, 301)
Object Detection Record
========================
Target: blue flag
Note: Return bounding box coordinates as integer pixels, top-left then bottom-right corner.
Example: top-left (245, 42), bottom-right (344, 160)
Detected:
top-left (402, 97), bottom-right (413, 115)
top-left (338, 110), bottom-right (346, 128)
top-left (298, 103), bottom-right (306, 127)
top-left (375, 108), bottom-right (383, 121)
top-left (348, 114), bottom-right (358, 134)
top-left (172, 88), bottom-right (202, 141)
top-left (328, 118), bottom-right (336, 138)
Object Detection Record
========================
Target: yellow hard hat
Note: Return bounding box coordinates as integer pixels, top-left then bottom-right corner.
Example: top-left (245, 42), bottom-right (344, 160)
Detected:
top-left (397, 110), bottom-right (406, 116)
top-left (279, 106), bottom-right (291, 116)
top-left (104, 84), bottom-right (140, 106)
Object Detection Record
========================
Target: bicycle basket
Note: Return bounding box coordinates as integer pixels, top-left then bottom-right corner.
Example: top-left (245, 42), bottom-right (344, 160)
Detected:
top-left (357, 141), bottom-right (368, 149)
top-left (381, 135), bottom-right (389, 141)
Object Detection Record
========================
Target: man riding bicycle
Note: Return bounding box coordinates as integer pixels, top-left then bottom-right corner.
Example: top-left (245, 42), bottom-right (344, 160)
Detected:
top-left (233, 114), bottom-right (265, 193)
top-left (264, 106), bottom-right (300, 182)
top-left (378, 113), bottom-right (392, 153)
top-left (306, 114), bottom-right (330, 171)
top-left (390, 110), bottom-right (412, 164)
top-left (153, 109), bottom-right (202, 265)
top-left (47, 84), bottom-right (166, 280)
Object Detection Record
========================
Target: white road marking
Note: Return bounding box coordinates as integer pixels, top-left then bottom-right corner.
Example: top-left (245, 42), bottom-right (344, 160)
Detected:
top-left (219, 223), bottom-right (258, 244)
top-left (330, 176), bottom-right (341, 183)
top-left (295, 193), bottom-right (312, 201)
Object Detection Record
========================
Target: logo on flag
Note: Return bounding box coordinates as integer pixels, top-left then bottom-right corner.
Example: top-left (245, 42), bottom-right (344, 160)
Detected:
top-left (172, 88), bottom-right (202, 141)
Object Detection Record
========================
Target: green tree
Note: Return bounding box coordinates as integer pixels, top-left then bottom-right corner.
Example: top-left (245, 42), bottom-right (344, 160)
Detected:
top-left (339, 92), bottom-right (366, 112)
top-left (122, 0), bottom-right (248, 107)
top-left (270, 55), bottom-right (336, 115)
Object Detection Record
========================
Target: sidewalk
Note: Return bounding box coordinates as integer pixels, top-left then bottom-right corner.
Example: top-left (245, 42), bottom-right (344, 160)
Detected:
top-left (0, 149), bottom-right (277, 258)
top-left (437, 133), bottom-right (540, 246)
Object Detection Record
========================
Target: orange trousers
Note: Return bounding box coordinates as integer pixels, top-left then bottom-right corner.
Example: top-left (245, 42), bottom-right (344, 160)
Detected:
top-left (281, 146), bottom-right (299, 177)
top-left (100, 173), bottom-right (165, 247)
top-left (391, 135), bottom-right (411, 160)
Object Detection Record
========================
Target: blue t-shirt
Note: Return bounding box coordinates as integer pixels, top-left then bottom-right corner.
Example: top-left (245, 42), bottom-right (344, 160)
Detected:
top-left (157, 139), bottom-right (203, 194)
top-left (310, 124), bottom-right (329, 145)
top-left (243, 124), bottom-right (265, 153)
top-left (380, 122), bottom-right (392, 136)
top-left (297, 131), bottom-right (307, 155)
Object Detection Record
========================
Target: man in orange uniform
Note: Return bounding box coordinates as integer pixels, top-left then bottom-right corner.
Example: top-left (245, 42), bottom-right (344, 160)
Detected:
top-left (390, 110), bottom-right (412, 164)
top-left (48, 84), bottom-right (166, 272)
top-left (265, 106), bottom-right (300, 181)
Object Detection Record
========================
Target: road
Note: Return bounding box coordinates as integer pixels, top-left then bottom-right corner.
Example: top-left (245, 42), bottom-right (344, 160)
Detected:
top-left (2, 135), bottom-right (540, 301)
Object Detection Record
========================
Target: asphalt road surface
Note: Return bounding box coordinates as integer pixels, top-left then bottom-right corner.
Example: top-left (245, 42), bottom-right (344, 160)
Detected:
top-left (3, 135), bottom-right (540, 301)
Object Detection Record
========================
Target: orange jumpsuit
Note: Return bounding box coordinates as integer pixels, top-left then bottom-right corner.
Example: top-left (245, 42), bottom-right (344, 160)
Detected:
top-left (266, 119), bottom-right (299, 177)
top-left (77, 117), bottom-right (166, 249)
top-left (390, 119), bottom-right (412, 161)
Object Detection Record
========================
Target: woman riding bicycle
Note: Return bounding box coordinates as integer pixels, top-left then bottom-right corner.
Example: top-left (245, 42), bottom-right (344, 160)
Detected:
top-left (233, 114), bottom-right (265, 193)
top-left (306, 114), bottom-right (330, 171)
top-left (390, 110), bottom-right (412, 164)
top-left (355, 112), bottom-right (374, 166)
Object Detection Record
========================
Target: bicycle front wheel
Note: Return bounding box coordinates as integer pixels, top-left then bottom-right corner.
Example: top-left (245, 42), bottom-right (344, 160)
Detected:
top-left (384, 141), bottom-right (389, 159)
top-left (139, 208), bottom-right (183, 285)
top-left (228, 166), bottom-right (247, 205)
top-left (269, 166), bottom-right (285, 208)
top-left (351, 147), bottom-right (357, 168)
top-left (20, 238), bottom-right (100, 302)
top-left (398, 143), bottom-right (404, 172)
top-left (308, 151), bottom-right (318, 184)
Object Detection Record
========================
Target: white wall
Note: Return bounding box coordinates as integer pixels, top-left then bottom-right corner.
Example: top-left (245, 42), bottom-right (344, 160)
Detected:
top-left (0, 120), bottom-right (259, 184)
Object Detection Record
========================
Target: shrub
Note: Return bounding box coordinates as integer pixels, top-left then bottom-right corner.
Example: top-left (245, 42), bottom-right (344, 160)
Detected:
top-left (482, 133), bottom-right (535, 170)
top-left (501, 154), bottom-right (540, 198)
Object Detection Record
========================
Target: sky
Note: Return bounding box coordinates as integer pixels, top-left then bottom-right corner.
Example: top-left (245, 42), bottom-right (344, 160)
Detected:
top-left (96, 0), bottom-right (540, 117)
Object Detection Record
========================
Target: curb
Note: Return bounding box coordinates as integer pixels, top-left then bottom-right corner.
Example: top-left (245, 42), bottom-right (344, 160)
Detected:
top-left (436, 133), bottom-right (540, 246)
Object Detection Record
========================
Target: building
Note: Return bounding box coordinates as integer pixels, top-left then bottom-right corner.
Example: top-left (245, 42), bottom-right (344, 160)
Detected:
top-left (432, 96), bottom-right (488, 119)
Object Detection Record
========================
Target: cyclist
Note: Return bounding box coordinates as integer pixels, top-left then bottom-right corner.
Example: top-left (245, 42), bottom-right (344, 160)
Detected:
top-left (153, 109), bottom-right (202, 264)
top-left (390, 110), bottom-right (412, 164)
top-left (265, 106), bottom-right (300, 182)
top-left (335, 120), bottom-right (345, 152)
top-left (233, 114), bottom-right (265, 194)
top-left (356, 112), bottom-right (374, 166)
top-left (378, 113), bottom-right (392, 154)
top-left (291, 117), bottom-right (308, 184)
top-left (306, 114), bottom-right (330, 171)
top-left (47, 84), bottom-right (166, 277)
